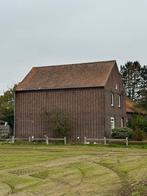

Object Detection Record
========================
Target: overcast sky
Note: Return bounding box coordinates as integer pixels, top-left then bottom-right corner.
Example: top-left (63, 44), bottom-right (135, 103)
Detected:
top-left (0, 0), bottom-right (147, 94)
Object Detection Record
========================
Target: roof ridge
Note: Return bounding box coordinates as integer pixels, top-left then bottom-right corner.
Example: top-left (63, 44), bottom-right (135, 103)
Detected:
top-left (32, 60), bottom-right (116, 69)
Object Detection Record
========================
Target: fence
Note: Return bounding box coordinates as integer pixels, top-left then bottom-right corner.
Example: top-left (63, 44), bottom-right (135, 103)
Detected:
top-left (84, 137), bottom-right (129, 146)
top-left (1, 136), bottom-right (147, 145)
top-left (83, 137), bottom-right (147, 146)
top-left (0, 136), bottom-right (67, 145)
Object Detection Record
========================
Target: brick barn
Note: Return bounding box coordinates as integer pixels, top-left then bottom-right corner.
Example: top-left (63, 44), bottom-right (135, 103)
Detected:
top-left (15, 60), bottom-right (126, 143)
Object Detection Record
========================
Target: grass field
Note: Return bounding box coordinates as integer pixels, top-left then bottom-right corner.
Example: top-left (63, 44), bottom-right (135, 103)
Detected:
top-left (0, 143), bottom-right (147, 196)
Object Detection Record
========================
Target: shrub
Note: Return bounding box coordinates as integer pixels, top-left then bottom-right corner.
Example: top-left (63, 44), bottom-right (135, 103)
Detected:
top-left (132, 130), bottom-right (146, 141)
top-left (128, 114), bottom-right (147, 133)
top-left (45, 110), bottom-right (70, 137)
top-left (112, 127), bottom-right (133, 139)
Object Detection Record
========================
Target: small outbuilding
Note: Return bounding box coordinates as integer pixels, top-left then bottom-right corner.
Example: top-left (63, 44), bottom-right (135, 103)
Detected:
top-left (15, 60), bottom-right (126, 143)
top-left (126, 97), bottom-right (147, 122)
top-left (0, 120), bottom-right (10, 138)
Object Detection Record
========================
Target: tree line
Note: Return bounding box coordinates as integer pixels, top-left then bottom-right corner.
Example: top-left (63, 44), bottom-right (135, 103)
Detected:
top-left (0, 85), bottom-right (16, 130)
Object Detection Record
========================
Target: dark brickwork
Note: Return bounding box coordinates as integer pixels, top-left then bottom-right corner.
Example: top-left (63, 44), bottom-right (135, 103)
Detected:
top-left (104, 64), bottom-right (126, 137)
top-left (15, 62), bottom-right (126, 143)
top-left (15, 88), bottom-right (105, 143)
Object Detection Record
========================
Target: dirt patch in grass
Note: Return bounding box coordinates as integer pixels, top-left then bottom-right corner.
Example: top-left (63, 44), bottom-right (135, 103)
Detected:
top-left (0, 145), bottom-right (147, 195)
top-left (0, 182), bottom-right (12, 195)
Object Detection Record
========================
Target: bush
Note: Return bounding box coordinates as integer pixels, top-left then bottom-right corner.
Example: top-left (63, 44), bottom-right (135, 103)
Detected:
top-left (128, 114), bottom-right (147, 133)
top-left (132, 130), bottom-right (146, 141)
top-left (112, 127), bottom-right (133, 139)
top-left (45, 110), bottom-right (70, 137)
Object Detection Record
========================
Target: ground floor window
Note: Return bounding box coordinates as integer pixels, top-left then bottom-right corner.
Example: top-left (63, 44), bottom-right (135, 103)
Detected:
top-left (110, 117), bottom-right (115, 130)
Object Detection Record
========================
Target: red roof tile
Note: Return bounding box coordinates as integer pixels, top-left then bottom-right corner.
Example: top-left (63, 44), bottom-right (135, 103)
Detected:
top-left (16, 60), bottom-right (116, 91)
top-left (126, 97), bottom-right (147, 114)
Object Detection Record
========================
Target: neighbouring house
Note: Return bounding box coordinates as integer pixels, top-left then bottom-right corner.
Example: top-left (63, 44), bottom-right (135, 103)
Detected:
top-left (15, 60), bottom-right (126, 143)
top-left (126, 97), bottom-right (147, 122)
top-left (0, 120), bottom-right (10, 138)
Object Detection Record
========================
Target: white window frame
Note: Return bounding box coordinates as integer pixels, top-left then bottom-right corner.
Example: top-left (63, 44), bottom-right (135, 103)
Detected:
top-left (111, 93), bottom-right (114, 106)
top-left (110, 117), bottom-right (115, 130)
top-left (118, 95), bottom-right (121, 108)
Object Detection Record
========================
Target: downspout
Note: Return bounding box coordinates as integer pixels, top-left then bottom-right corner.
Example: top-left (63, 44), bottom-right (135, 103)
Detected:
top-left (13, 91), bottom-right (16, 137)
top-left (104, 87), bottom-right (106, 137)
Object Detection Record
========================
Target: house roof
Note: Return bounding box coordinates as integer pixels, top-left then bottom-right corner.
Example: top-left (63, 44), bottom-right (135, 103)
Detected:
top-left (16, 60), bottom-right (116, 91)
top-left (126, 97), bottom-right (147, 115)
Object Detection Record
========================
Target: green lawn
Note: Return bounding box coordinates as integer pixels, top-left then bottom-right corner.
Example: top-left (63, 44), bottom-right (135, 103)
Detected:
top-left (0, 144), bottom-right (147, 196)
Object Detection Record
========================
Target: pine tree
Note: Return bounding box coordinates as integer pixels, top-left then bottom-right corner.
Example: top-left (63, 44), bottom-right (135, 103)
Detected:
top-left (120, 61), bottom-right (141, 101)
top-left (139, 65), bottom-right (147, 109)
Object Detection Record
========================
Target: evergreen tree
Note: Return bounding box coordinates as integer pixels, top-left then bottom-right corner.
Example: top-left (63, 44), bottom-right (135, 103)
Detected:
top-left (120, 61), bottom-right (147, 111)
top-left (139, 65), bottom-right (147, 110)
top-left (120, 61), bottom-right (141, 101)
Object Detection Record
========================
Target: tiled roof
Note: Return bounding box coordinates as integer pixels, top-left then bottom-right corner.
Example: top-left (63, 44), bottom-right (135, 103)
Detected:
top-left (126, 97), bottom-right (147, 114)
top-left (16, 60), bottom-right (116, 91)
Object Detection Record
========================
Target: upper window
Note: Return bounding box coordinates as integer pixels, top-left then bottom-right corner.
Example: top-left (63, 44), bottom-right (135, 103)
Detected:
top-left (111, 93), bottom-right (114, 106)
top-left (115, 84), bottom-right (118, 90)
top-left (118, 95), bottom-right (121, 107)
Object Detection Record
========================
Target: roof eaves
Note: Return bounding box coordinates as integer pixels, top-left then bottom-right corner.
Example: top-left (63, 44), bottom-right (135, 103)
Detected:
top-left (16, 85), bottom-right (104, 92)
top-left (31, 60), bottom-right (117, 70)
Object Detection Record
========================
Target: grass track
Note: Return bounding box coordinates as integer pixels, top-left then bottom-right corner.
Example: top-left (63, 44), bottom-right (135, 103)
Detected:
top-left (0, 144), bottom-right (147, 196)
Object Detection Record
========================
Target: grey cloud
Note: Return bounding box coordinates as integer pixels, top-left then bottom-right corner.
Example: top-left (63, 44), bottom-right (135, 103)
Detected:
top-left (0, 0), bottom-right (147, 94)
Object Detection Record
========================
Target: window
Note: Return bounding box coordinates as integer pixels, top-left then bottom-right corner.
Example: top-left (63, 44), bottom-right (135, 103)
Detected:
top-left (118, 95), bottom-right (121, 107)
top-left (110, 117), bottom-right (115, 130)
top-left (111, 93), bottom-right (114, 106)
top-left (115, 84), bottom-right (118, 90)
